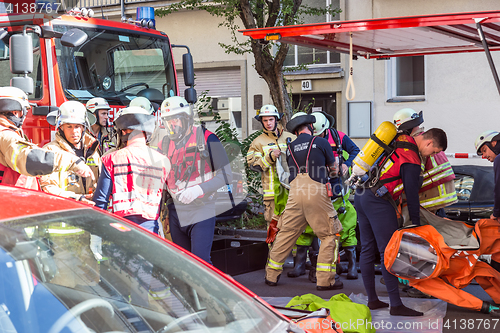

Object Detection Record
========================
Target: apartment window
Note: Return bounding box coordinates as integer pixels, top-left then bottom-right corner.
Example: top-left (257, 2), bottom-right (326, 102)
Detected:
top-left (388, 56), bottom-right (425, 101)
top-left (284, 0), bottom-right (340, 67)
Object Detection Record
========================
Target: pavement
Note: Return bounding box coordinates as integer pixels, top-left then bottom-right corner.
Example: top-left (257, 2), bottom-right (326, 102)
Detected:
top-left (233, 263), bottom-right (499, 333)
top-left (214, 230), bottom-right (500, 333)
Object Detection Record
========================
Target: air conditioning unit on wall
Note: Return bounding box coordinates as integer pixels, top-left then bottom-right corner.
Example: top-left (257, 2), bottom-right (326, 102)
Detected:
top-left (199, 97), bottom-right (242, 139)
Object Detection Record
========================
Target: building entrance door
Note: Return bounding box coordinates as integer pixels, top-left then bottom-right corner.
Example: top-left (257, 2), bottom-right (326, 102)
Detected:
top-left (292, 93), bottom-right (337, 128)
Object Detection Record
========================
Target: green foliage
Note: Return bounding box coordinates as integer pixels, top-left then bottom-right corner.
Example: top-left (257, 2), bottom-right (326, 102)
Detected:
top-left (156, 0), bottom-right (341, 57)
top-left (217, 212), bottom-right (267, 230)
top-left (195, 91), bottom-right (264, 226)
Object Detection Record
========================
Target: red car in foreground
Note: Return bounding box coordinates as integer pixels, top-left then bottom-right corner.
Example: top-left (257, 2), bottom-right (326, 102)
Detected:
top-left (0, 185), bottom-right (300, 333)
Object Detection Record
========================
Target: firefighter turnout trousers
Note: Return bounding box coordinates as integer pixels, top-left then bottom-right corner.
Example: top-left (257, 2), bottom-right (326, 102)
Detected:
top-left (266, 173), bottom-right (343, 287)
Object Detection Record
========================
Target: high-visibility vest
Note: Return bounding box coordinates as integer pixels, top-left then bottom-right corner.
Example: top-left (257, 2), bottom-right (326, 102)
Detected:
top-left (378, 134), bottom-right (421, 201)
top-left (103, 144), bottom-right (168, 220)
top-left (419, 151), bottom-right (458, 210)
top-left (325, 128), bottom-right (346, 159)
top-left (164, 126), bottom-right (214, 196)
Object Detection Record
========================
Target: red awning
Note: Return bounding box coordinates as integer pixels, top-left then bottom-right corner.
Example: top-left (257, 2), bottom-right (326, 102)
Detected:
top-left (240, 10), bottom-right (500, 59)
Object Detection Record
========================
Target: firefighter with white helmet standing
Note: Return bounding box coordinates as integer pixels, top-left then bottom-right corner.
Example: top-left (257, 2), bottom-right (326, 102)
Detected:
top-left (247, 104), bottom-right (296, 243)
top-left (92, 106), bottom-right (170, 234)
top-left (475, 130), bottom-right (500, 221)
top-left (86, 97), bottom-right (114, 154)
top-left (0, 86), bottom-right (93, 189)
top-left (40, 101), bottom-right (100, 205)
top-left (160, 96), bottom-right (232, 264)
top-left (265, 112), bottom-right (343, 290)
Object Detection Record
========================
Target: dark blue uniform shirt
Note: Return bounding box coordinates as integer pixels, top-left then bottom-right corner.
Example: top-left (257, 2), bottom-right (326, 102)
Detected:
top-left (286, 133), bottom-right (336, 184)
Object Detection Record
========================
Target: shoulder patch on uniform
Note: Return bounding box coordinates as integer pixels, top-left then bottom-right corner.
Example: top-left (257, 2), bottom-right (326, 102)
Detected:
top-left (397, 135), bottom-right (410, 142)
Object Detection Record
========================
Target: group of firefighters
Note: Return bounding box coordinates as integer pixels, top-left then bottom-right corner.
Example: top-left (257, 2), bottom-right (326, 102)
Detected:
top-left (249, 104), bottom-right (500, 317)
top-left (0, 86), bottom-right (230, 266)
top-left (3, 85), bottom-right (500, 317)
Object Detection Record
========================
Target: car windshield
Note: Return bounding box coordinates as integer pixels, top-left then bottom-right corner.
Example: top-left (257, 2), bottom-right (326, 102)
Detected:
top-left (53, 24), bottom-right (177, 106)
top-left (0, 209), bottom-right (285, 333)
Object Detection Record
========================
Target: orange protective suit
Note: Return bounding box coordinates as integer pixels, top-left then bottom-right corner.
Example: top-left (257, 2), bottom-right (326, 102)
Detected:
top-left (385, 209), bottom-right (500, 313)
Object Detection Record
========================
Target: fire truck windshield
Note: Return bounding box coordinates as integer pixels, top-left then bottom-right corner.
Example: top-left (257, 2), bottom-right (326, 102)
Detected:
top-left (53, 24), bottom-right (176, 106)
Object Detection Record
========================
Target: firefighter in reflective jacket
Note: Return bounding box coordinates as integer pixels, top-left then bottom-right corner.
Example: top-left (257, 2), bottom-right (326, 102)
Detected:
top-left (393, 108), bottom-right (457, 214)
top-left (160, 96), bottom-right (232, 264)
top-left (0, 86), bottom-right (93, 189)
top-left (247, 104), bottom-right (296, 243)
top-left (265, 112), bottom-right (343, 290)
top-left (93, 106), bottom-right (170, 234)
top-left (86, 97), bottom-right (115, 155)
top-left (355, 127), bottom-right (447, 316)
top-left (290, 111), bottom-right (360, 281)
top-left (40, 101), bottom-right (101, 205)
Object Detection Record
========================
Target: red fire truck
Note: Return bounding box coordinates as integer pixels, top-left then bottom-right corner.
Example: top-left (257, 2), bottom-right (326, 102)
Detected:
top-left (0, 2), bottom-right (195, 146)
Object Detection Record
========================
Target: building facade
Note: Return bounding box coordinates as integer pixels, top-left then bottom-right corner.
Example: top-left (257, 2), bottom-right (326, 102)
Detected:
top-left (70, 0), bottom-right (500, 164)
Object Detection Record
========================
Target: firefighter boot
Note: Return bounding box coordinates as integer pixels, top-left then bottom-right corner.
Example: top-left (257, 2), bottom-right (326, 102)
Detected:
top-left (308, 252), bottom-right (318, 284)
top-left (345, 246), bottom-right (358, 280)
top-left (287, 245), bottom-right (308, 278)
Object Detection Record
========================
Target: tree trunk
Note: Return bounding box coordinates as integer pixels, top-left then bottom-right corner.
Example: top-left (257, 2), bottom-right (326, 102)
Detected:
top-left (250, 41), bottom-right (293, 126)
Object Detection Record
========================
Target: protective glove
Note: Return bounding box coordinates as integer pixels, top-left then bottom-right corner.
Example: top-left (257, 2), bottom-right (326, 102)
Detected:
top-left (489, 304), bottom-right (500, 315)
top-left (90, 234), bottom-right (103, 261)
top-left (266, 218), bottom-right (279, 244)
top-left (177, 185), bottom-right (203, 204)
top-left (398, 277), bottom-right (410, 285)
top-left (71, 159), bottom-right (95, 180)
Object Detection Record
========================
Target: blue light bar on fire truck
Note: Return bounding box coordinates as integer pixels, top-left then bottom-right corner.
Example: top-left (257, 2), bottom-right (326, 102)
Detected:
top-left (121, 7), bottom-right (156, 30)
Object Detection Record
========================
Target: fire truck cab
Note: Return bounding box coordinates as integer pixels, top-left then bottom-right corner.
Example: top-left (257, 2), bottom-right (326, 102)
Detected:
top-left (0, 5), bottom-right (195, 146)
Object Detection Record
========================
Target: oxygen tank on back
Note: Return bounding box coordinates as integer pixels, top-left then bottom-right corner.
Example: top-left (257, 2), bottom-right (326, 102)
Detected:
top-left (346, 121), bottom-right (398, 188)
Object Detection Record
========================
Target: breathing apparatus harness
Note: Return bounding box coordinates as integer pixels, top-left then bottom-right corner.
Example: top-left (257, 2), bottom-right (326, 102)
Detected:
top-left (326, 127), bottom-right (348, 214)
top-left (161, 124), bottom-right (235, 208)
top-left (362, 133), bottom-right (421, 224)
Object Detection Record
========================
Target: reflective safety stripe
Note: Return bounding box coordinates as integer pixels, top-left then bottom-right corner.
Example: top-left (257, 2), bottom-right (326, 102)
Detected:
top-left (149, 287), bottom-right (171, 300)
top-left (421, 167), bottom-right (454, 188)
top-left (267, 258), bottom-right (284, 270)
top-left (420, 183), bottom-right (458, 208)
top-left (87, 157), bottom-right (98, 167)
top-left (263, 167), bottom-right (275, 198)
top-left (10, 143), bottom-right (28, 172)
top-left (317, 263), bottom-right (335, 272)
top-left (291, 246), bottom-right (297, 256)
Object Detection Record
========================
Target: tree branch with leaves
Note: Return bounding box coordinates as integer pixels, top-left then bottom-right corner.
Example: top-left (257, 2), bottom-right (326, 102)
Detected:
top-left (156, 0), bottom-right (340, 122)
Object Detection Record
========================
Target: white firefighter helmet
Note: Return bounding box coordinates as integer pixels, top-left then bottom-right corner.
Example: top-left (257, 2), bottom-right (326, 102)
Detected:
top-left (55, 101), bottom-right (88, 130)
top-left (86, 97), bottom-right (110, 126)
top-left (160, 96), bottom-right (192, 118)
top-left (311, 111), bottom-right (334, 136)
top-left (393, 108), bottom-right (424, 133)
top-left (130, 96), bottom-right (155, 115)
top-left (160, 96), bottom-right (193, 141)
top-left (256, 104), bottom-right (281, 120)
top-left (475, 130), bottom-right (500, 155)
top-left (114, 106), bottom-right (155, 133)
top-left (0, 86), bottom-right (32, 128)
top-left (286, 112), bottom-right (316, 134)
top-left (86, 97), bottom-right (111, 113)
top-left (0, 86), bottom-right (31, 111)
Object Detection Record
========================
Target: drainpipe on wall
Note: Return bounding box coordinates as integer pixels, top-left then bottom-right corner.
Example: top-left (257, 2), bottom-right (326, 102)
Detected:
top-left (121, 0), bottom-right (125, 19)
